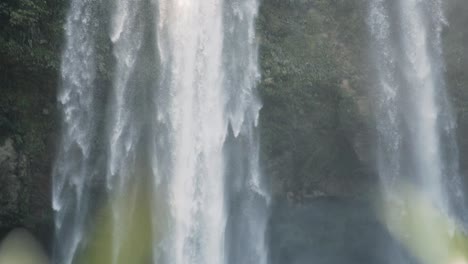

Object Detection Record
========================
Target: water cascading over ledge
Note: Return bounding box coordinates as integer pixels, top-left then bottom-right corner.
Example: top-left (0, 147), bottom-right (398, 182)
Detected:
top-left (52, 0), bottom-right (269, 263)
top-left (368, 0), bottom-right (468, 263)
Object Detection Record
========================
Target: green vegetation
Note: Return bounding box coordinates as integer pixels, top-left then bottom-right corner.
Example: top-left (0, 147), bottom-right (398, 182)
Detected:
top-left (257, 0), bottom-right (372, 198)
top-left (0, 0), bottom-right (66, 70)
top-left (0, 0), bottom-right (65, 152)
top-left (0, 0), bottom-right (66, 239)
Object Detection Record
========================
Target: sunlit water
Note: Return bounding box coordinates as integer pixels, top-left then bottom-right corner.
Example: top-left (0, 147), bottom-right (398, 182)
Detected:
top-left (368, 0), bottom-right (467, 261)
top-left (53, 0), bottom-right (269, 263)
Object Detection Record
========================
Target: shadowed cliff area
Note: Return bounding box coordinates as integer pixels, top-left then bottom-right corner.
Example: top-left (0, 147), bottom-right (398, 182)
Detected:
top-left (269, 197), bottom-right (417, 264)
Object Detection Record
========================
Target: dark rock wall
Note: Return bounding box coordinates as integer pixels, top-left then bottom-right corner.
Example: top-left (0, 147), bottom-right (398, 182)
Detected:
top-left (445, 0), bottom-right (468, 180)
top-left (0, 0), bottom-right (62, 244)
top-left (257, 0), bottom-right (376, 199)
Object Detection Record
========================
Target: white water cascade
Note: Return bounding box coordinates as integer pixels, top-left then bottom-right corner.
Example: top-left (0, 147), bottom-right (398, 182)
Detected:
top-left (52, 0), bottom-right (269, 263)
top-left (368, 0), bottom-right (467, 240)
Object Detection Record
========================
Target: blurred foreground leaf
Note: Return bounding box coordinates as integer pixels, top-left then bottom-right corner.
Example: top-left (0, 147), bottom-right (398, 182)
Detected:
top-left (0, 229), bottom-right (49, 264)
top-left (78, 177), bottom-right (166, 264)
top-left (379, 185), bottom-right (468, 264)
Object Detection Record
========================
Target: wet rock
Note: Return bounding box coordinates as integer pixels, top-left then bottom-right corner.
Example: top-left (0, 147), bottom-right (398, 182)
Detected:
top-left (0, 138), bottom-right (31, 237)
top-left (338, 79), bottom-right (375, 171)
top-left (0, 139), bottom-right (21, 223)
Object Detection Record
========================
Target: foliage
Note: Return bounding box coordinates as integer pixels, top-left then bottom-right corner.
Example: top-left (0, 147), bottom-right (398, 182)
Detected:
top-left (257, 0), bottom-right (369, 196)
top-left (0, 0), bottom-right (66, 71)
top-left (0, 0), bottom-right (68, 154)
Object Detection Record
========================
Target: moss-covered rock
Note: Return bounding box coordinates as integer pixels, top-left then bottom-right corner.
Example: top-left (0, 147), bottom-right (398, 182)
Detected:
top-left (0, 0), bottom-right (64, 246)
top-left (257, 0), bottom-right (374, 199)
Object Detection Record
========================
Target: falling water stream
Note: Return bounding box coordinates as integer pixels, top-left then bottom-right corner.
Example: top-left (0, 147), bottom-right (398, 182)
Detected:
top-left (368, 0), bottom-right (467, 261)
top-left (53, 0), bottom-right (268, 263)
top-left (52, 0), bottom-right (468, 262)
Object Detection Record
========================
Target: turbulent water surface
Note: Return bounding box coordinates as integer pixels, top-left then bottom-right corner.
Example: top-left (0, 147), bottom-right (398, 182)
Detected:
top-left (52, 0), bottom-right (268, 263)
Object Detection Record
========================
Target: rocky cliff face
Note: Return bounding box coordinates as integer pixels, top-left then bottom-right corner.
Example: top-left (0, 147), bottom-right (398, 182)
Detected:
top-left (0, 40), bottom-right (57, 245)
top-left (257, 0), bottom-right (376, 200)
top-left (258, 0), bottom-right (468, 201)
top-left (0, 136), bottom-right (52, 245)
top-left (0, 138), bottom-right (26, 228)
top-left (445, 0), bottom-right (468, 180)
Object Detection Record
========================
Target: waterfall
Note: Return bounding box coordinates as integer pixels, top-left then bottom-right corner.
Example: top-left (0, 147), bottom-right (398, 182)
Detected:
top-left (156, 2), bottom-right (227, 263)
top-left (368, 0), bottom-right (467, 247)
top-left (53, 0), bottom-right (269, 263)
top-left (52, 0), bottom-right (98, 262)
